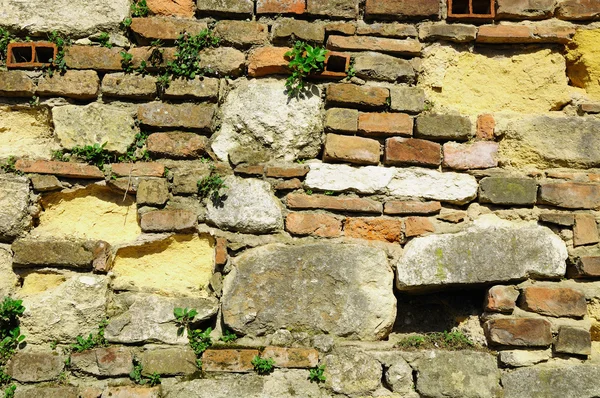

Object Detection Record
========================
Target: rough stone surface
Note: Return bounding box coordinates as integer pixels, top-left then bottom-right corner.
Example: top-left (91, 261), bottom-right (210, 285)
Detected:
top-left (102, 73), bottom-right (157, 100)
top-left (212, 79), bottom-right (323, 162)
top-left (206, 176), bottom-right (283, 234)
top-left (574, 214), bottom-right (600, 246)
top-left (148, 132), bottom-right (208, 159)
top-left (19, 275), bottom-right (108, 344)
top-left (286, 193), bottom-right (383, 213)
top-left (0, 106), bottom-right (56, 160)
top-left (365, 0), bottom-right (440, 19)
top-left (485, 285), bottom-right (520, 313)
top-left (7, 350), bottom-right (65, 382)
top-left (415, 114), bottom-right (472, 142)
top-left (558, 0), bottom-right (600, 20)
top-left (14, 386), bottom-right (78, 398)
top-left (419, 22), bottom-right (478, 42)
top-left (344, 217), bottom-right (403, 243)
top-left (272, 19), bottom-right (325, 43)
top-left (137, 179), bottom-right (169, 206)
top-left (197, 0), bottom-right (254, 15)
top-left (443, 141), bottom-right (499, 170)
top-left (323, 133), bottom-right (380, 165)
top-left (326, 83), bottom-right (389, 110)
top-left (306, 0), bottom-right (359, 18)
top-left (0, 0), bottom-right (129, 37)
top-left (101, 387), bottom-right (160, 398)
top-left (105, 293), bottom-right (218, 344)
top-left (484, 318), bottom-right (553, 347)
top-left (566, 29), bottom-right (600, 100)
top-left (202, 349), bottom-right (257, 372)
top-left (555, 326), bottom-right (592, 355)
top-left (396, 215), bottom-right (568, 291)
top-left (388, 167), bottom-right (478, 204)
top-left (141, 347), bottom-right (198, 375)
top-left (502, 364), bottom-right (600, 398)
top-left (162, 77), bottom-right (220, 100)
top-left (390, 86), bottom-right (426, 113)
top-left (52, 103), bottom-right (137, 154)
top-left (247, 46), bottom-right (290, 77)
top-left (479, 177), bottom-right (538, 205)
top-left (353, 51), bottom-right (415, 82)
top-left (327, 36), bottom-right (421, 56)
top-left (499, 349), bottom-right (551, 367)
top-left (0, 246), bottom-right (18, 297)
top-left (0, 70), bottom-right (35, 97)
top-left (286, 213), bottom-right (343, 238)
top-left (199, 47), bottom-right (246, 77)
top-left (0, 175), bottom-right (31, 242)
top-left (12, 238), bottom-right (95, 269)
top-left (359, 112), bottom-right (413, 137)
top-left (305, 163), bottom-right (395, 194)
top-left (214, 21), bottom-right (269, 48)
top-left (384, 200), bottom-right (441, 215)
top-left (539, 182), bottom-right (600, 209)
top-left (262, 346), bottom-right (319, 368)
top-left (138, 103), bottom-right (215, 130)
top-left (146, 0), bottom-right (195, 17)
top-left (497, 0), bottom-right (556, 19)
top-left (130, 17), bottom-right (208, 41)
top-left (222, 243), bottom-right (396, 340)
top-left (36, 70), bottom-right (99, 100)
top-left (520, 286), bottom-right (587, 318)
top-left (385, 138), bottom-right (441, 167)
top-left (71, 346), bottom-right (133, 376)
top-left (414, 350), bottom-right (501, 398)
top-left (323, 349), bottom-right (382, 395)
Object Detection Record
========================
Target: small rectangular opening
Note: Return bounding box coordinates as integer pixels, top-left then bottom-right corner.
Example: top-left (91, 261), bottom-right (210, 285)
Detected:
top-left (472, 0), bottom-right (491, 14)
top-left (35, 46), bottom-right (55, 63)
top-left (11, 47), bottom-right (33, 63)
top-left (326, 55), bottom-right (347, 73)
top-left (452, 0), bottom-right (470, 14)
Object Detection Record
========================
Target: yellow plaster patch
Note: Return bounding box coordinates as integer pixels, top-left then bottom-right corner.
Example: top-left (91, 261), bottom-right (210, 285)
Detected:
top-left (112, 234), bottom-right (214, 297)
top-left (419, 45), bottom-right (573, 115)
top-left (19, 273), bottom-right (67, 296)
top-left (566, 28), bottom-right (600, 100)
top-left (35, 184), bottom-right (141, 245)
top-left (0, 106), bottom-right (57, 159)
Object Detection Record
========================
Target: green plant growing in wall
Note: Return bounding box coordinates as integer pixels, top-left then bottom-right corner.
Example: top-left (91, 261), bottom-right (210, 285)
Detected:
top-left (0, 297), bottom-right (26, 396)
top-left (130, 358), bottom-right (161, 386)
top-left (96, 32), bottom-right (112, 49)
top-left (188, 327), bottom-right (212, 357)
top-left (173, 307), bottom-right (198, 336)
top-left (173, 307), bottom-right (213, 369)
top-left (119, 131), bottom-right (150, 163)
top-left (251, 356), bottom-right (275, 375)
top-left (197, 165), bottom-right (227, 202)
top-left (46, 30), bottom-right (69, 77)
top-left (120, 51), bottom-right (134, 73)
top-left (308, 364), bottom-right (326, 383)
top-left (70, 319), bottom-right (108, 353)
top-left (285, 41), bottom-right (328, 97)
top-left (219, 329), bottom-right (237, 343)
top-left (131, 0), bottom-right (149, 17)
top-left (69, 143), bottom-right (115, 169)
top-left (395, 330), bottom-right (474, 350)
top-left (0, 157), bottom-right (21, 175)
top-left (0, 28), bottom-right (15, 66)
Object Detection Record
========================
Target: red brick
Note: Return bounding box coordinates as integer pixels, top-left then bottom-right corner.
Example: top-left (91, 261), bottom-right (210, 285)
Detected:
top-left (384, 137), bottom-right (441, 167)
top-left (358, 113), bottom-right (413, 137)
top-left (0, 70), bottom-right (35, 97)
top-left (257, 0), bottom-right (305, 14)
top-left (287, 193), bottom-right (383, 213)
top-left (130, 17), bottom-right (208, 41)
top-left (574, 214), bottom-right (600, 247)
top-left (344, 217), bottom-right (404, 243)
top-left (485, 285), bottom-right (519, 313)
top-left (111, 162), bottom-right (165, 177)
top-left (101, 387), bottom-right (160, 398)
top-left (262, 347), bottom-right (318, 368)
top-left (147, 132), bottom-right (208, 159)
top-left (484, 318), bottom-right (552, 347)
top-left (138, 103), bottom-right (215, 130)
top-left (404, 216), bottom-right (434, 237)
top-left (520, 286), bottom-right (587, 318)
top-left (215, 237), bottom-right (228, 266)
top-left (477, 25), bottom-right (533, 43)
top-left (140, 210), bottom-right (197, 232)
top-left (326, 83), bottom-right (389, 110)
top-left (266, 165), bottom-right (309, 178)
top-left (557, 0), bottom-right (600, 20)
top-left (235, 165), bottom-right (265, 176)
top-left (64, 46), bottom-right (123, 71)
top-left (248, 47), bottom-right (290, 77)
top-left (323, 134), bottom-right (380, 165)
top-left (202, 349), bottom-right (258, 372)
top-left (365, 0), bottom-right (440, 19)
top-left (539, 182), bottom-right (600, 209)
top-left (383, 201), bottom-right (441, 215)
top-left (476, 114), bottom-right (495, 140)
top-left (274, 178), bottom-right (303, 190)
top-left (443, 141), bottom-right (499, 170)
top-left (146, 0), bottom-right (196, 17)
top-left (327, 35), bottom-right (421, 56)
top-left (285, 212), bottom-right (343, 238)
top-left (15, 159), bottom-right (103, 179)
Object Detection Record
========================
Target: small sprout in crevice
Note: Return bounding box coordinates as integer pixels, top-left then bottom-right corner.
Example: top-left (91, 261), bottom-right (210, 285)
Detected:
top-left (0, 297), bottom-right (26, 396)
top-left (70, 142), bottom-right (115, 169)
top-left (130, 358), bottom-right (161, 386)
top-left (120, 51), bottom-right (134, 73)
top-left (324, 191), bottom-right (335, 196)
top-left (423, 100), bottom-right (435, 112)
top-left (395, 330), bottom-right (474, 350)
top-left (197, 166), bottom-right (227, 202)
top-left (28, 95), bottom-right (39, 108)
top-left (70, 319), bottom-right (108, 353)
top-left (131, 0), bottom-right (149, 17)
top-left (46, 30), bottom-right (69, 77)
top-left (308, 364), bottom-right (326, 383)
top-left (304, 189), bottom-right (313, 195)
top-left (173, 307), bottom-right (198, 336)
top-left (251, 356), bottom-right (275, 375)
top-left (0, 28), bottom-right (15, 66)
top-left (188, 327), bottom-right (212, 357)
top-left (121, 18), bottom-right (132, 29)
top-left (285, 41), bottom-right (328, 98)
top-left (96, 32), bottom-right (112, 49)
top-left (0, 157), bottom-right (21, 175)
top-left (219, 329), bottom-right (237, 343)
top-left (119, 131), bottom-right (150, 163)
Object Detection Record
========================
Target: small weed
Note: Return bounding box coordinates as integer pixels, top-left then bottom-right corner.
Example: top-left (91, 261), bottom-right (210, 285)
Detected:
top-left (295, 159), bottom-right (306, 164)
top-left (120, 51), bottom-right (134, 73)
top-left (96, 32), bottom-right (112, 49)
top-left (147, 372), bottom-right (161, 387)
top-left (28, 95), bottom-right (39, 108)
top-left (197, 166), bottom-right (227, 201)
top-left (285, 41), bottom-right (328, 97)
top-left (395, 330), bottom-right (474, 350)
top-left (308, 365), bottom-right (326, 383)
top-left (220, 329), bottom-right (237, 343)
top-left (324, 191), bottom-right (335, 196)
top-left (3, 384), bottom-right (15, 398)
top-left (173, 307), bottom-right (198, 336)
top-left (56, 371), bottom-right (69, 385)
top-left (251, 356), bottom-right (275, 375)
top-left (70, 319), bottom-right (108, 353)
top-left (131, 0), bottom-right (149, 17)
top-left (0, 28), bottom-right (15, 66)
top-left (305, 189), bottom-right (313, 195)
top-left (188, 327), bottom-right (212, 356)
top-left (130, 359), bottom-right (160, 386)
top-left (423, 100), bottom-right (435, 112)
top-left (50, 341), bottom-right (57, 350)
top-left (46, 31), bottom-right (69, 77)
top-left (70, 142), bottom-right (115, 169)
top-left (346, 57), bottom-right (356, 79)
top-left (0, 297), bottom-right (26, 394)
top-left (121, 18), bottom-right (132, 29)
top-left (195, 358), bottom-right (203, 369)
top-left (51, 150), bottom-right (68, 162)
top-left (119, 131), bottom-right (150, 163)
top-left (0, 157), bottom-right (21, 175)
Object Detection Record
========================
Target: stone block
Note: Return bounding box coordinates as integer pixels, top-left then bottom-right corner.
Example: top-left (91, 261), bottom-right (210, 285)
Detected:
top-left (539, 213), bottom-right (575, 226)
top-left (390, 86), bottom-right (426, 113)
top-left (485, 285), bottom-right (519, 313)
top-left (327, 35), bottom-right (421, 56)
top-left (419, 22), bottom-right (477, 42)
top-left (415, 114), bottom-right (472, 142)
top-left (384, 200), bottom-right (441, 215)
top-left (306, 0), bottom-right (359, 18)
top-left (0, 70), bottom-right (35, 97)
top-left (262, 347), bottom-right (319, 368)
top-left (497, 0), bottom-right (556, 19)
top-left (147, 132), bottom-right (208, 159)
top-left (484, 318), bottom-right (552, 347)
top-left (305, 163), bottom-right (395, 194)
top-left (7, 350), bottom-right (64, 382)
top-left (215, 237), bottom-right (228, 266)
top-left (322, 348), bottom-right (382, 396)
top-left (539, 182), bottom-right (600, 209)
top-left (146, 0), bottom-right (195, 17)
top-left (344, 217), bottom-right (404, 243)
top-left (111, 163), bottom-right (165, 177)
top-left (202, 349), bottom-right (258, 372)
top-left (214, 21), bottom-right (269, 48)
top-left (476, 113), bottom-right (495, 140)
top-left (325, 108), bottom-right (359, 133)
top-left (353, 52), bottom-right (415, 82)
top-left (197, 0), bottom-right (254, 15)
top-left (479, 177), bottom-right (538, 206)
top-left (443, 141), bottom-right (499, 170)
top-left (555, 326), bottom-right (592, 356)
top-left (572, 256), bottom-right (600, 278)
top-left (130, 17), bottom-right (208, 41)
top-left (557, 0), bottom-right (600, 20)
top-left (15, 387), bottom-right (78, 398)
top-left (285, 212), bottom-right (343, 238)
top-left (16, 159), bottom-right (104, 179)
top-left (287, 193), bottom-right (383, 213)
top-left (12, 238), bottom-right (95, 269)
top-left (102, 73), bottom-right (157, 100)
top-left (138, 103), bottom-right (215, 130)
top-left (326, 83), bottom-right (389, 110)
top-left (265, 165), bottom-right (308, 178)
top-left (272, 18), bottom-right (324, 43)
top-left (0, 175), bottom-right (31, 242)
top-left (162, 77), bottom-right (220, 100)
top-left (199, 47), bottom-right (246, 77)
top-left (140, 347), bottom-right (198, 375)
top-left (365, 0), bottom-right (440, 19)
top-left (100, 387), bottom-right (160, 398)
top-left (247, 47), bottom-right (290, 77)
top-left (64, 46), bottom-right (123, 71)
top-left (358, 112), bottom-right (413, 137)
top-left (384, 137), bottom-right (441, 167)
top-left (257, 0), bottom-right (305, 14)
top-left (137, 179), bottom-right (169, 206)
top-left (356, 21), bottom-right (417, 37)
top-left (323, 134), bottom-right (380, 165)
top-left (140, 209), bottom-right (197, 232)
top-left (574, 214), bottom-right (599, 247)
top-left (71, 346), bottom-right (133, 376)
top-left (520, 286), bottom-right (587, 318)
top-left (404, 216), bottom-right (434, 237)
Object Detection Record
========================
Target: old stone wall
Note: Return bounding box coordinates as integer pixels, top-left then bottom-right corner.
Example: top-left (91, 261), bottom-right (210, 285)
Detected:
top-left (1, 0), bottom-right (600, 396)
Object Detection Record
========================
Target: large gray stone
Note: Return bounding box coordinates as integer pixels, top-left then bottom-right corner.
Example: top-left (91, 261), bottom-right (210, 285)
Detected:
top-left (205, 176), bottom-right (283, 234)
top-left (105, 293), bottom-right (218, 345)
top-left (414, 350), bottom-right (501, 398)
top-left (497, 115), bottom-right (600, 168)
top-left (0, 245), bottom-right (18, 296)
top-left (52, 103), bottom-right (138, 154)
top-left (0, 174), bottom-right (31, 242)
top-left (305, 163), bottom-right (395, 194)
top-left (354, 51), bottom-right (416, 83)
top-left (222, 243), bottom-right (396, 340)
top-left (211, 78), bottom-right (324, 162)
top-left (323, 349), bottom-right (382, 396)
top-left (0, 0), bottom-right (129, 37)
top-left (396, 215), bottom-right (568, 291)
top-left (19, 275), bottom-right (108, 344)
top-left (502, 364), bottom-right (600, 398)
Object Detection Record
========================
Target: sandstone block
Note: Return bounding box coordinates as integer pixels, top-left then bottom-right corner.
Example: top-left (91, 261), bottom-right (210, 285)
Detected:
top-left (138, 103), bottom-right (215, 130)
top-left (384, 137), bottom-right (441, 167)
top-left (272, 18), bottom-right (324, 43)
top-left (147, 132), bottom-right (208, 159)
top-left (390, 86), bottom-right (426, 113)
top-left (262, 347), bottom-right (318, 368)
top-left (539, 182), bottom-right (600, 209)
top-left (137, 179), bottom-right (169, 206)
top-left (257, 0), bottom-right (305, 14)
top-left (215, 237), bottom-right (228, 266)
top-left (101, 387), bottom-right (160, 398)
top-left (574, 214), bottom-right (600, 246)
top-left (199, 47), bottom-right (246, 77)
top-left (162, 77), bottom-right (219, 100)
top-left (15, 159), bottom-right (103, 179)
top-left (356, 21), bottom-right (417, 37)
top-left (358, 112), bottom-right (413, 137)
top-left (286, 213), bottom-right (343, 238)
top-left (388, 167), bottom-right (478, 203)
top-left (7, 350), bottom-right (64, 382)
top-left (197, 0), bottom-right (253, 15)
top-left (146, 0), bottom-right (195, 17)
top-left (102, 73), bottom-right (157, 100)
top-left (64, 46), bottom-right (123, 71)
top-left (141, 347), bottom-right (198, 375)
top-left (323, 134), bottom-right (380, 165)
top-left (384, 200), bottom-right (441, 215)
top-left (222, 243), bottom-right (396, 340)
top-left (202, 349), bottom-right (258, 372)
top-left (305, 163), bottom-right (395, 194)
top-left (419, 22), bottom-right (477, 42)
top-left (235, 165), bottom-right (265, 176)
top-left (498, 349), bottom-right (551, 367)
top-left (287, 193), bottom-right (383, 213)
top-left (539, 213), bottom-right (575, 226)
top-left (306, 0), bottom-right (359, 18)
top-left (327, 35), bottom-right (421, 56)
top-left (214, 21), bottom-right (269, 48)
top-left (344, 217), bottom-right (403, 243)
top-left (322, 348), bottom-right (382, 395)
top-left (166, 160), bottom-right (211, 195)
top-left (556, 326), bottom-right (592, 355)
top-left (111, 163), bottom-right (164, 177)
top-left (0, 175), bottom-right (31, 242)
top-left (572, 256), bottom-right (600, 278)
top-left (520, 286), bottom-right (587, 318)
top-left (477, 113), bottom-right (495, 140)
top-left (497, 0), bottom-right (556, 19)
top-left (353, 52), bottom-right (415, 82)
top-left (557, 0), bottom-right (600, 20)
top-left (12, 238), bottom-right (95, 269)
top-left (71, 346), bottom-right (133, 376)
top-left (325, 108), bottom-right (359, 133)
top-left (365, 0), bottom-right (440, 19)
top-left (485, 285), bottom-right (520, 313)
top-left (140, 209), bottom-right (197, 232)
top-left (130, 17), bottom-right (208, 41)
top-left (265, 165), bottom-right (308, 178)
top-left (0, 70), bottom-right (35, 97)
top-left (326, 83), bottom-right (389, 110)
top-left (443, 141), bottom-right (498, 170)
top-left (479, 177), bottom-right (537, 206)
top-left (416, 114), bottom-right (472, 142)
top-left (405, 216), bottom-right (434, 237)
top-left (14, 387), bottom-right (78, 398)
top-left (247, 47), bottom-right (290, 77)
top-left (485, 318), bottom-right (552, 347)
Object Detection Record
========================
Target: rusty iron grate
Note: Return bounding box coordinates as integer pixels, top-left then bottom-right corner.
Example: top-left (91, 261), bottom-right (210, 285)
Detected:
top-left (6, 42), bottom-right (57, 69)
top-left (448, 0), bottom-right (495, 18)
